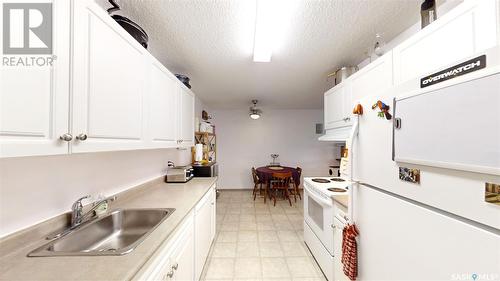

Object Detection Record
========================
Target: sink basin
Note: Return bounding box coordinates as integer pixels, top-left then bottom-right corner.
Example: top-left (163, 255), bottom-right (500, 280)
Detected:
top-left (28, 208), bottom-right (175, 257)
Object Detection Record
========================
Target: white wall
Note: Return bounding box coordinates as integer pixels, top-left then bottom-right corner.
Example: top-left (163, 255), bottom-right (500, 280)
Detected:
top-left (0, 149), bottom-right (190, 238)
top-left (213, 109), bottom-right (338, 189)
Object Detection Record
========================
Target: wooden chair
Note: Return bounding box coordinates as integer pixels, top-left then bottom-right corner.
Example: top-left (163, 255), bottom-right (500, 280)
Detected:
top-left (270, 172), bottom-right (293, 206)
top-left (289, 167), bottom-right (302, 202)
top-left (251, 167), bottom-right (262, 201)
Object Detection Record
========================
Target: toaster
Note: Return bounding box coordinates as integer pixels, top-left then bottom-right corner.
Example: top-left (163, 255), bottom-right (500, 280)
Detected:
top-left (165, 165), bottom-right (194, 183)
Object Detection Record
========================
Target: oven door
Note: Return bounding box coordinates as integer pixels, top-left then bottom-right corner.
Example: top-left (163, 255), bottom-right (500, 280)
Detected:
top-left (303, 182), bottom-right (334, 255)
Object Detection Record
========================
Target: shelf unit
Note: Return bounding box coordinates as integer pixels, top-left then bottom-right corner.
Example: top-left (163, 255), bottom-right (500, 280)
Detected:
top-left (192, 132), bottom-right (216, 162)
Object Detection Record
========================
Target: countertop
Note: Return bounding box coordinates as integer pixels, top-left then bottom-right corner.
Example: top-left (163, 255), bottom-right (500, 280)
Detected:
top-left (332, 194), bottom-right (348, 208)
top-left (0, 177), bottom-right (217, 281)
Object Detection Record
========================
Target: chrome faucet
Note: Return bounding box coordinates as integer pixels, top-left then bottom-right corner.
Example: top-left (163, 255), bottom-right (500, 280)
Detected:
top-left (46, 195), bottom-right (117, 240)
top-left (71, 195), bottom-right (117, 227)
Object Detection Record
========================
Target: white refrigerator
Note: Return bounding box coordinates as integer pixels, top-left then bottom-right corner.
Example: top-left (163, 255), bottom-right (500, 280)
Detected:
top-left (348, 59), bottom-right (500, 280)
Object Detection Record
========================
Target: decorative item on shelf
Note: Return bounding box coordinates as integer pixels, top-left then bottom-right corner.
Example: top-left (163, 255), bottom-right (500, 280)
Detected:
top-left (175, 74), bottom-right (191, 89)
top-left (373, 33), bottom-right (385, 57)
top-left (249, 100), bottom-right (262, 119)
top-left (421, 0), bottom-right (437, 29)
top-left (202, 110), bottom-right (212, 121)
top-left (268, 154), bottom-right (280, 167)
top-left (326, 66), bottom-right (358, 88)
top-left (371, 100), bottom-right (392, 120)
top-left (107, 0), bottom-right (149, 49)
top-left (485, 183), bottom-right (500, 205)
top-left (352, 103), bottom-right (363, 115)
top-left (399, 167), bottom-right (421, 184)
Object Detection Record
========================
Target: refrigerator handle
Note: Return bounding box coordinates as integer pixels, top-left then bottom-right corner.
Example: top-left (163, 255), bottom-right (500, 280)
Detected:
top-left (347, 115), bottom-right (359, 221)
top-left (392, 97), bottom-right (396, 161)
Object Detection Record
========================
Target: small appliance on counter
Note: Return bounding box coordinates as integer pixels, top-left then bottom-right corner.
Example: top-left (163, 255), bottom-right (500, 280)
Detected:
top-left (165, 162), bottom-right (194, 183)
top-left (192, 162), bottom-right (218, 177)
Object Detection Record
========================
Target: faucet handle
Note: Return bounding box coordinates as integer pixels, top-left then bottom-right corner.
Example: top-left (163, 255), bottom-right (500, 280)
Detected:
top-left (72, 195), bottom-right (91, 209)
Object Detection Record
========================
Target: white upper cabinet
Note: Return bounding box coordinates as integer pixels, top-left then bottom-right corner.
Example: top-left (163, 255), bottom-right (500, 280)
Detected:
top-left (324, 83), bottom-right (352, 130)
top-left (148, 60), bottom-right (179, 148)
top-left (71, 0), bottom-right (148, 153)
top-left (178, 87), bottom-right (195, 145)
top-left (393, 0), bottom-right (499, 84)
top-left (0, 0), bottom-right (71, 158)
top-left (349, 51), bottom-right (393, 102)
top-left (1, 0), bottom-right (197, 157)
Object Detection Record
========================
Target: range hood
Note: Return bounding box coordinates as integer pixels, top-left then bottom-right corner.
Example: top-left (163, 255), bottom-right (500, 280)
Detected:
top-left (318, 126), bottom-right (352, 142)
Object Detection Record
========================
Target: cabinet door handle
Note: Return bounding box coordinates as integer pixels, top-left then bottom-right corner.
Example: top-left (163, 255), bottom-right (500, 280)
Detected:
top-left (76, 133), bottom-right (88, 141)
top-left (331, 224), bottom-right (336, 229)
top-left (172, 263), bottom-right (178, 270)
top-left (59, 133), bottom-right (73, 141)
top-left (166, 270), bottom-right (174, 278)
top-left (343, 117), bottom-right (350, 122)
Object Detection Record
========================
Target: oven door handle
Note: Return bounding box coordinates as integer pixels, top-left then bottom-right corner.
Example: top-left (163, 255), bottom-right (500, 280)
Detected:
top-left (304, 184), bottom-right (333, 207)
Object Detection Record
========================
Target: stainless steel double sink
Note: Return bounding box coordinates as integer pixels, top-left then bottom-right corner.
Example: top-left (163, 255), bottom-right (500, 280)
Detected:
top-left (29, 208), bottom-right (175, 257)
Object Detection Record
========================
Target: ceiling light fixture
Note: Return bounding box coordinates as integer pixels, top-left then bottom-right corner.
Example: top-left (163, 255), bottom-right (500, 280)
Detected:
top-left (252, 0), bottom-right (275, 62)
top-left (252, 0), bottom-right (297, 62)
top-left (249, 100), bottom-right (262, 119)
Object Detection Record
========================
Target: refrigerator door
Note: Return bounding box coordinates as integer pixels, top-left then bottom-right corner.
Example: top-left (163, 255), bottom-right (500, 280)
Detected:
top-left (351, 90), bottom-right (500, 229)
top-left (353, 183), bottom-right (500, 280)
top-left (393, 67), bottom-right (500, 175)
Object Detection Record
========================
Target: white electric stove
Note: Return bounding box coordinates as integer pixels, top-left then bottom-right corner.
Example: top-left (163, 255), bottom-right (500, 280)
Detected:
top-left (303, 176), bottom-right (350, 281)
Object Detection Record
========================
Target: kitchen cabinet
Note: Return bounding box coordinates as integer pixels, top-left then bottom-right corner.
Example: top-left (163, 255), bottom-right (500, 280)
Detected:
top-left (210, 184), bottom-right (217, 241)
top-left (71, 0), bottom-right (148, 153)
top-left (324, 82), bottom-right (352, 130)
top-left (1, 0), bottom-right (197, 157)
top-left (133, 184), bottom-right (217, 281)
top-left (135, 212), bottom-right (195, 281)
top-left (194, 186), bottom-right (216, 280)
top-left (148, 60), bottom-right (179, 148)
top-left (393, 0), bottom-right (499, 84)
top-left (167, 219), bottom-right (195, 281)
top-left (349, 51), bottom-right (393, 102)
top-left (178, 87), bottom-right (195, 146)
top-left (0, 0), bottom-right (71, 158)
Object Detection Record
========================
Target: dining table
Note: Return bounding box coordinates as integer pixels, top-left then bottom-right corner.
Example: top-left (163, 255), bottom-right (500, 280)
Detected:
top-left (255, 166), bottom-right (301, 187)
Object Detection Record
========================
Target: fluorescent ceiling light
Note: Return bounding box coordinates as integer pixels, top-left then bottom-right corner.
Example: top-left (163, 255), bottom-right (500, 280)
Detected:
top-left (252, 0), bottom-right (296, 62)
top-left (253, 0), bottom-right (274, 62)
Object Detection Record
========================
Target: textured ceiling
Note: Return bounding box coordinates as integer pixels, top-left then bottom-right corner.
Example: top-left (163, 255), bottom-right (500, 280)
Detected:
top-left (97, 0), bottom-right (426, 109)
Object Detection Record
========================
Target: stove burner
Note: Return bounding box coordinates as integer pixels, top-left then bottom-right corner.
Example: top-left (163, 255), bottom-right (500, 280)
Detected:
top-left (311, 178), bottom-right (330, 183)
top-left (328, 188), bottom-right (347, 192)
top-left (330, 178), bottom-right (346, 182)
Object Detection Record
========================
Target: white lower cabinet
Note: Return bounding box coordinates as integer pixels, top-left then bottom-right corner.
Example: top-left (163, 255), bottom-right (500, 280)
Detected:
top-left (133, 185), bottom-right (217, 281)
top-left (135, 212), bottom-right (195, 281)
top-left (194, 186), bottom-right (216, 280)
top-left (168, 222), bottom-right (195, 281)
